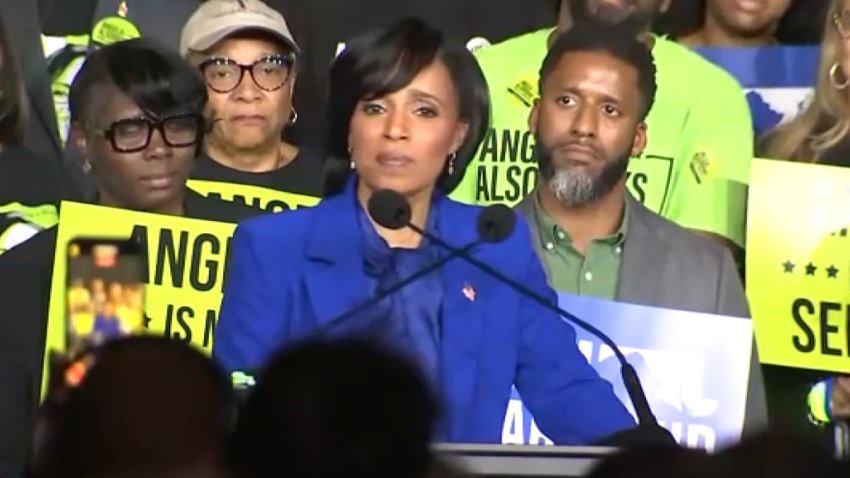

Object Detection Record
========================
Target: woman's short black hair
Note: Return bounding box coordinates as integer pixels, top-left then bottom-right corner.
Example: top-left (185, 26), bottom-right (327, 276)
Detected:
top-left (69, 38), bottom-right (207, 125)
top-left (0, 13), bottom-right (28, 145)
top-left (324, 17), bottom-right (491, 196)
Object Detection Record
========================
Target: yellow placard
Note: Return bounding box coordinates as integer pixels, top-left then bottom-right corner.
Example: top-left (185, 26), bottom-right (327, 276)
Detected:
top-left (747, 158), bottom-right (850, 373)
top-left (187, 179), bottom-right (320, 213)
top-left (43, 202), bottom-right (237, 394)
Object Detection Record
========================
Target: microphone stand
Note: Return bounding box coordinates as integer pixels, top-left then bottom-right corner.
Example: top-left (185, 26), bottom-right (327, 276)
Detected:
top-left (404, 222), bottom-right (671, 440)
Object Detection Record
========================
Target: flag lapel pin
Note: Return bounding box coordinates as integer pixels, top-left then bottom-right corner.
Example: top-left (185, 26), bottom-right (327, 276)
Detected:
top-left (462, 282), bottom-right (476, 302)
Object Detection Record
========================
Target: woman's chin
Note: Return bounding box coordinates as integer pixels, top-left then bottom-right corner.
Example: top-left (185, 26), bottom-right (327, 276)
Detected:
top-left (361, 174), bottom-right (405, 191)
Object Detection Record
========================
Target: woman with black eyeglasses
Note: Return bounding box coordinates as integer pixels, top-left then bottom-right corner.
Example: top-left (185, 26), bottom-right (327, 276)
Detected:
top-left (0, 38), bottom-right (258, 476)
top-left (58, 38), bottom-right (257, 222)
top-left (179, 0), bottom-right (325, 208)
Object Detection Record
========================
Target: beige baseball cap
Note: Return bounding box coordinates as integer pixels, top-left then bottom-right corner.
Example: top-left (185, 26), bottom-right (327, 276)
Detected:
top-left (180, 0), bottom-right (300, 56)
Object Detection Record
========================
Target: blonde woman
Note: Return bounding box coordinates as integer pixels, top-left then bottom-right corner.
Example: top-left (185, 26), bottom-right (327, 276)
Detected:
top-left (760, 0), bottom-right (850, 162)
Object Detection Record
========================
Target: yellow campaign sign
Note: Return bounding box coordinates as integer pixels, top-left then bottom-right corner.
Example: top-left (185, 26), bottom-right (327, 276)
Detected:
top-left (747, 158), bottom-right (850, 373)
top-left (43, 202), bottom-right (237, 392)
top-left (188, 179), bottom-right (320, 213)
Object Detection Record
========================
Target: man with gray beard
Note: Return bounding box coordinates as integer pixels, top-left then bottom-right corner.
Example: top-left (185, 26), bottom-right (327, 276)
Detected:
top-left (516, 25), bottom-right (767, 433)
top-left (518, 24), bottom-right (747, 316)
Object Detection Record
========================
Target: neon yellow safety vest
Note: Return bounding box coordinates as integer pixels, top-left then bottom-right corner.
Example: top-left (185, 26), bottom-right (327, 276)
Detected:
top-left (43, 34), bottom-right (90, 145)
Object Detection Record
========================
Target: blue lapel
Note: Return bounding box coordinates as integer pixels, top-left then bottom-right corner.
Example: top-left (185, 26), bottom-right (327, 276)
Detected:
top-left (303, 181), bottom-right (369, 329)
top-left (433, 197), bottom-right (487, 438)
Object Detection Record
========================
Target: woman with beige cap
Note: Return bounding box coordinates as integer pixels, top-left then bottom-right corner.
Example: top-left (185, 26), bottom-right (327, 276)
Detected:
top-left (181, 0), bottom-right (324, 210)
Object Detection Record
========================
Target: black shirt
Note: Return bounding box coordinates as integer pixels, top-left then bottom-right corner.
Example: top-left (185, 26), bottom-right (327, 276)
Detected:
top-left (191, 148), bottom-right (325, 200)
top-left (0, 145), bottom-right (79, 208)
top-left (1, 0), bottom-right (64, 161)
top-left (0, 189), bottom-right (259, 478)
top-left (0, 145), bottom-right (80, 254)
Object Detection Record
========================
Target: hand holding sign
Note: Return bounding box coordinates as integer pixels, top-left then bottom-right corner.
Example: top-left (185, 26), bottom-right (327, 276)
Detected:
top-left (833, 376), bottom-right (850, 418)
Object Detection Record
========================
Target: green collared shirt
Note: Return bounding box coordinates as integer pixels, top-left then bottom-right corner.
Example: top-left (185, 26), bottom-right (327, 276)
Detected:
top-left (531, 194), bottom-right (628, 299)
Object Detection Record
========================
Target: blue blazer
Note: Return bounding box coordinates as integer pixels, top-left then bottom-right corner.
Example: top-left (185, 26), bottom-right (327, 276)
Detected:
top-left (214, 187), bottom-right (635, 444)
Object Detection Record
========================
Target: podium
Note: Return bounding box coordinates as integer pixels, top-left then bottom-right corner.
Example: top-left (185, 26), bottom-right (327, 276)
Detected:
top-left (435, 444), bottom-right (615, 477)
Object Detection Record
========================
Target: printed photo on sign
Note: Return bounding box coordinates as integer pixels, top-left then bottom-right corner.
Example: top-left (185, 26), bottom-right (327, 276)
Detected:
top-left (748, 159), bottom-right (850, 373)
top-left (502, 294), bottom-right (753, 452)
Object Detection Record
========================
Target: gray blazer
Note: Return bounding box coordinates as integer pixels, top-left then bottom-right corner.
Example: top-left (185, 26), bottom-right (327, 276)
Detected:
top-left (516, 192), bottom-right (767, 435)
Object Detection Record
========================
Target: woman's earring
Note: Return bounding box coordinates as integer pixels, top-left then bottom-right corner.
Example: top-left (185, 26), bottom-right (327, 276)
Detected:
top-left (447, 152), bottom-right (457, 175)
top-left (82, 158), bottom-right (92, 173)
top-left (348, 146), bottom-right (355, 169)
top-left (830, 63), bottom-right (849, 90)
top-left (289, 107), bottom-right (299, 125)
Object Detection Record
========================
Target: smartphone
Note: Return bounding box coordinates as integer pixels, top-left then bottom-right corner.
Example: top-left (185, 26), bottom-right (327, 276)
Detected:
top-left (65, 237), bottom-right (147, 358)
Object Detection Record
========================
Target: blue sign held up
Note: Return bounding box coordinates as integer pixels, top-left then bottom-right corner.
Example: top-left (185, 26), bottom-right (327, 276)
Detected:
top-left (695, 45), bottom-right (820, 139)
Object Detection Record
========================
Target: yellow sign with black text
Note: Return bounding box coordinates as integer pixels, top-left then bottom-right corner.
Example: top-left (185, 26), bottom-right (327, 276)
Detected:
top-left (188, 179), bottom-right (320, 213)
top-left (43, 202), bottom-right (237, 393)
top-left (747, 159), bottom-right (850, 373)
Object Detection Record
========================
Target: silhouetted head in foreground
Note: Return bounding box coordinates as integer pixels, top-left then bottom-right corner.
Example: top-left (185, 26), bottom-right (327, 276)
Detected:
top-left (714, 430), bottom-right (848, 478)
top-left (31, 336), bottom-right (233, 478)
top-left (231, 337), bottom-right (439, 478)
top-left (585, 444), bottom-right (716, 478)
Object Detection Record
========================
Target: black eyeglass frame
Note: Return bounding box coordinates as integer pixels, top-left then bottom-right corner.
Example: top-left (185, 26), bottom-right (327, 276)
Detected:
top-left (88, 112), bottom-right (204, 153)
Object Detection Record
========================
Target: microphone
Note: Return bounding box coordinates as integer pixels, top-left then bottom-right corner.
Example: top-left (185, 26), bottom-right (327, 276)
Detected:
top-left (368, 189), bottom-right (516, 244)
top-left (368, 189), bottom-right (675, 446)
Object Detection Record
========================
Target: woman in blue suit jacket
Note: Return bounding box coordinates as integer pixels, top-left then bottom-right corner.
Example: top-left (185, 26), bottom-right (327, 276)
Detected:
top-left (214, 17), bottom-right (635, 445)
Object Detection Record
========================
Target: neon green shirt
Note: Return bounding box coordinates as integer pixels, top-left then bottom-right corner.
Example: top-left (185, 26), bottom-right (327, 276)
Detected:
top-left (450, 29), bottom-right (753, 246)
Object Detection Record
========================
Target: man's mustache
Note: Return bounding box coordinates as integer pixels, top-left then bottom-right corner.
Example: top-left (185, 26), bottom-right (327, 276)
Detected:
top-left (549, 139), bottom-right (604, 161)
